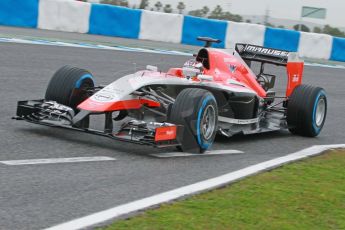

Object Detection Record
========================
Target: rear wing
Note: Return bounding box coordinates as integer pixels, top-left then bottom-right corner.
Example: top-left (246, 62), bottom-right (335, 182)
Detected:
top-left (235, 43), bottom-right (289, 66)
top-left (235, 43), bottom-right (305, 97)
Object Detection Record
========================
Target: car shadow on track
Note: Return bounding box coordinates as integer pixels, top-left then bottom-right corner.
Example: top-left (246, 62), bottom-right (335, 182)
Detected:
top-left (16, 126), bottom-right (294, 158)
top-left (215, 130), bottom-right (291, 144)
top-left (15, 127), bottom-right (168, 156)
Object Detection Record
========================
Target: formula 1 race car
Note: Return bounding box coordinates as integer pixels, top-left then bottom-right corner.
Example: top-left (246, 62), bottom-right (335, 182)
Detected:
top-left (14, 37), bottom-right (327, 153)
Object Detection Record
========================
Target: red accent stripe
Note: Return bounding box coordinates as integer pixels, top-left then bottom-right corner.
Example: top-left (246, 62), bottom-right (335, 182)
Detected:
top-left (286, 62), bottom-right (304, 97)
top-left (155, 126), bottom-right (177, 142)
top-left (78, 98), bottom-right (160, 112)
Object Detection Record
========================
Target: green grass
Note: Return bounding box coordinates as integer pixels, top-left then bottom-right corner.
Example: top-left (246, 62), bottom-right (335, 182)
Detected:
top-left (102, 150), bottom-right (345, 230)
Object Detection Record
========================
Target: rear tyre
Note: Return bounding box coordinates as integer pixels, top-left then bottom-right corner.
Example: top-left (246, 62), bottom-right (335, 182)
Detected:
top-left (287, 84), bottom-right (327, 137)
top-left (45, 65), bottom-right (94, 111)
top-left (169, 88), bottom-right (218, 153)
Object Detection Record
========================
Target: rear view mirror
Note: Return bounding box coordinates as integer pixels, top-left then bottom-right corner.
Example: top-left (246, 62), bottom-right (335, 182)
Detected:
top-left (146, 65), bottom-right (158, 72)
top-left (198, 75), bottom-right (213, 81)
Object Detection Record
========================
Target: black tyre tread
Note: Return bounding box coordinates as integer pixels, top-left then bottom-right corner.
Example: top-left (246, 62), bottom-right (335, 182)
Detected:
top-left (288, 85), bottom-right (309, 134)
top-left (169, 88), bottom-right (205, 121)
top-left (45, 65), bottom-right (93, 109)
top-left (288, 85), bottom-right (308, 133)
top-left (169, 88), bottom-right (207, 129)
top-left (169, 88), bottom-right (218, 153)
top-left (288, 85), bottom-right (303, 132)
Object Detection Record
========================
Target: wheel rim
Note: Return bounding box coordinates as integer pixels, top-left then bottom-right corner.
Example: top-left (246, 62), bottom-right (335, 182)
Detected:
top-left (200, 105), bottom-right (216, 140)
top-left (315, 98), bottom-right (326, 127)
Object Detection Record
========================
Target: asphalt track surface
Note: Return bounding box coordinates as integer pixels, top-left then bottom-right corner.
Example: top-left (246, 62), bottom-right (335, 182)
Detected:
top-left (0, 26), bottom-right (345, 229)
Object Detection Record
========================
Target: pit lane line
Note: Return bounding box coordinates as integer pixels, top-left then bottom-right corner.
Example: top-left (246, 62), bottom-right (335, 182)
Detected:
top-left (0, 37), bottom-right (190, 56)
top-left (44, 144), bottom-right (345, 230)
top-left (0, 36), bottom-right (345, 70)
top-left (0, 150), bottom-right (244, 165)
top-left (0, 156), bottom-right (116, 165)
top-left (150, 149), bottom-right (244, 158)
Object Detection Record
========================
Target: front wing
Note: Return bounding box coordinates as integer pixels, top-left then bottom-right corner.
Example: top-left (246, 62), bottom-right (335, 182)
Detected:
top-left (14, 100), bottom-right (184, 149)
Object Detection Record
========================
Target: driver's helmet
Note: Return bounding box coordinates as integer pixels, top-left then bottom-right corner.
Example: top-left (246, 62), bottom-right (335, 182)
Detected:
top-left (182, 59), bottom-right (204, 79)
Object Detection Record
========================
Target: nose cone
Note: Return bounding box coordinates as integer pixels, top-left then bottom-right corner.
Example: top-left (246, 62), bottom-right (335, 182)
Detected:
top-left (78, 97), bottom-right (160, 112)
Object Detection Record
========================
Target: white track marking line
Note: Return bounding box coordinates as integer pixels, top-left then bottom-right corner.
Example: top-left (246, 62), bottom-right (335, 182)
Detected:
top-left (1, 36), bottom-right (345, 67)
top-left (0, 157), bottom-right (116, 166)
top-left (304, 62), bottom-right (345, 69)
top-left (150, 149), bottom-right (243, 158)
top-left (0, 37), bottom-right (191, 56)
top-left (45, 144), bottom-right (345, 230)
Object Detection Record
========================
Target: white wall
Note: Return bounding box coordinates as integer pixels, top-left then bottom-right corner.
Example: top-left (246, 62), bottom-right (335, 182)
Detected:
top-left (226, 22), bottom-right (266, 49)
top-left (140, 10), bottom-right (183, 43)
top-left (38, 0), bottom-right (91, 33)
top-left (298, 32), bottom-right (333, 60)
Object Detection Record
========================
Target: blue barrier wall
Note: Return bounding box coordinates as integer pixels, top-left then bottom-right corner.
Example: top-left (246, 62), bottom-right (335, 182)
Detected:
top-left (330, 37), bottom-right (345, 62)
top-left (1, 0), bottom-right (345, 62)
top-left (264, 27), bottom-right (301, 52)
top-left (89, 4), bottom-right (141, 39)
top-left (0, 0), bottom-right (39, 28)
top-left (182, 16), bottom-right (227, 48)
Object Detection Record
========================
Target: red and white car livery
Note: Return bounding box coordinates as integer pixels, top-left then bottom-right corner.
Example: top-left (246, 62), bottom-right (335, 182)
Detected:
top-left (15, 37), bottom-right (327, 153)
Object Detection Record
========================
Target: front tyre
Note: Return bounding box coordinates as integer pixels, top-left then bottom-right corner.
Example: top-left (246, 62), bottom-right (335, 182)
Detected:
top-left (287, 84), bottom-right (327, 137)
top-left (45, 65), bottom-right (94, 111)
top-left (169, 88), bottom-right (218, 153)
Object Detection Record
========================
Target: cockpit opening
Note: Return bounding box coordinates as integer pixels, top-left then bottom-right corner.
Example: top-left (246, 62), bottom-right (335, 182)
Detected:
top-left (196, 48), bottom-right (210, 69)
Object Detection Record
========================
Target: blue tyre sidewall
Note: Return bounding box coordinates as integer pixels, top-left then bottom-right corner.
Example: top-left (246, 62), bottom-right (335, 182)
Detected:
top-left (75, 74), bottom-right (94, 89)
top-left (196, 95), bottom-right (217, 150)
top-left (311, 90), bottom-right (327, 135)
